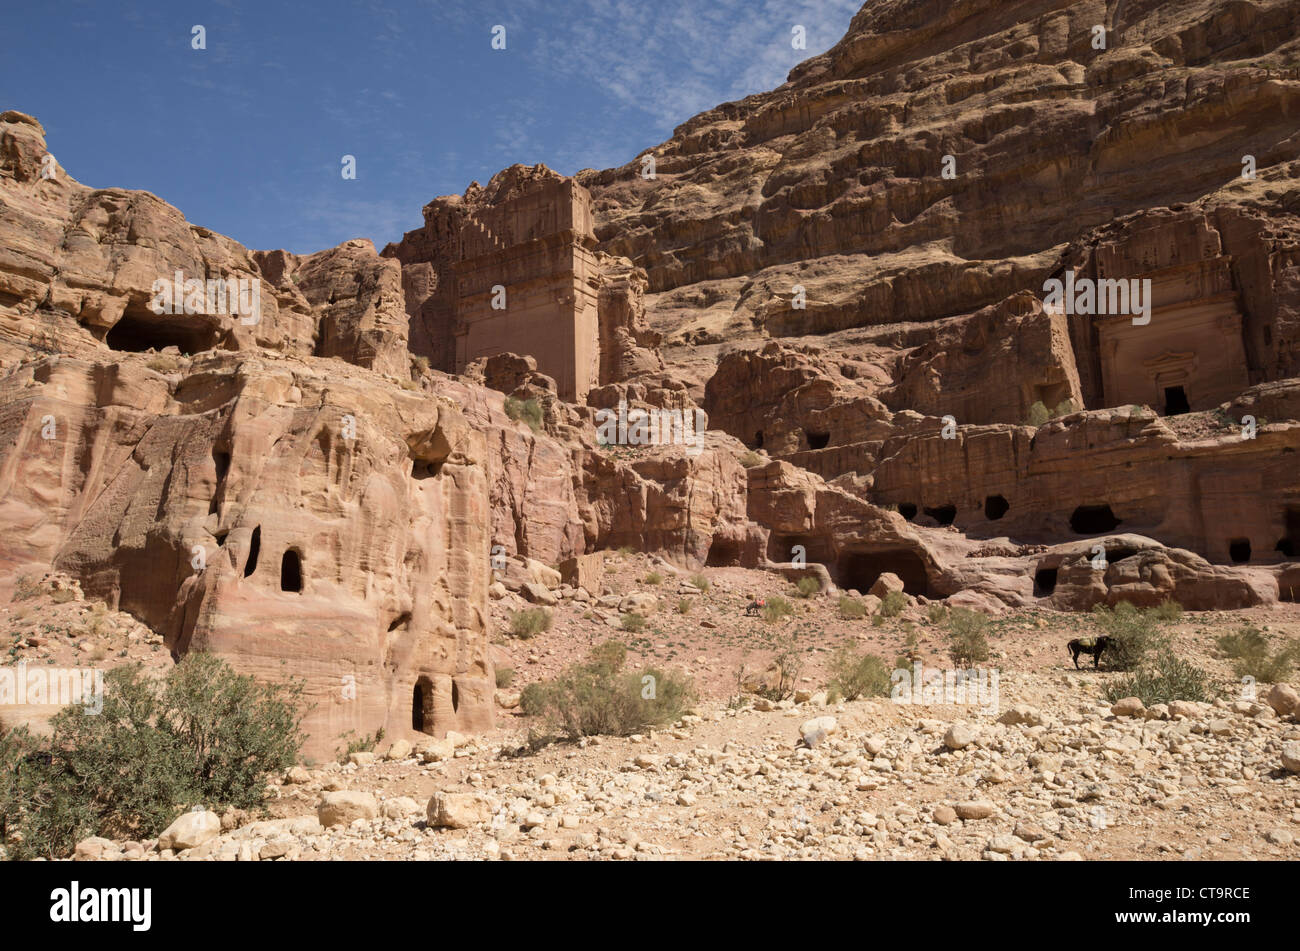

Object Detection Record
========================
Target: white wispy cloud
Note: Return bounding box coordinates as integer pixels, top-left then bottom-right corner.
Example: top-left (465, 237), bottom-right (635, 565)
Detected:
top-left (523, 0), bottom-right (862, 129)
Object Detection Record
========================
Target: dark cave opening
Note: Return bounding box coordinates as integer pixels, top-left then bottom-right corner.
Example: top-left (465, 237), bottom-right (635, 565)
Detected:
top-left (244, 525), bottom-right (261, 577)
top-left (280, 549), bottom-right (303, 592)
top-left (706, 536), bottom-right (741, 567)
top-left (412, 678), bottom-right (433, 733)
top-left (104, 311), bottom-right (218, 354)
top-left (835, 549), bottom-right (929, 597)
top-left (1275, 507), bottom-right (1300, 559)
top-left (924, 504), bottom-right (957, 526)
top-left (1070, 504), bottom-right (1121, 535)
top-left (1163, 385), bottom-right (1191, 416)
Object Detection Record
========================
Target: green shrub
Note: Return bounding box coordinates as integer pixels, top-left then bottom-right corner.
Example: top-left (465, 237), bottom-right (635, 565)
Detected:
top-left (926, 602), bottom-right (948, 625)
top-left (340, 728), bottom-right (383, 760)
top-left (1, 654), bottom-right (303, 860)
top-left (504, 396), bottom-right (544, 432)
top-left (739, 451), bottom-right (764, 468)
top-left (677, 598), bottom-right (693, 615)
top-left (519, 640), bottom-right (695, 738)
top-left (689, 574), bottom-right (709, 592)
top-left (1215, 625), bottom-right (1300, 683)
top-left (794, 576), bottom-right (821, 599)
top-left (1149, 599), bottom-right (1183, 623)
top-left (946, 608), bottom-right (990, 666)
top-left (11, 575), bottom-right (40, 601)
top-left (1091, 602), bottom-right (1169, 671)
top-left (1026, 400), bottom-right (1074, 426)
top-left (761, 595), bottom-right (794, 622)
top-left (621, 612), bottom-right (647, 633)
top-left (838, 596), bottom-right (867, 620)
top-left (495, 667), bottom-right (515, 689)
top-left (644, 571), bottom-right (663, 586)
top-left (756, 635), bottom-right (803, 701)
top-left (827, 648), bottom-right (891, 701)
top-left (1105, 650), bottom-right (1215, 706)
top-left (508, 608), bottom-right (553, 639)
top-left (879, 590), bottom-right (908, 618)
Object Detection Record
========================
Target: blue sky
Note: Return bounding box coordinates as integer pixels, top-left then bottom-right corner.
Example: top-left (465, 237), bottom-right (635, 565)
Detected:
top-left (3, 0), bottom-right (860, 254)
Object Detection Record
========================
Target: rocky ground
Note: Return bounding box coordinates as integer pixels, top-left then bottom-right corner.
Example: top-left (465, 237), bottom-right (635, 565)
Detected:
top-left (54, 555), bottom-right (1300, 862)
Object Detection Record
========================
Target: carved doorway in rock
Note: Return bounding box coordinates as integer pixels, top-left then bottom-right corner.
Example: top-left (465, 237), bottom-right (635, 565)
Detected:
top-left (412, 677), bottom-right (434, 734)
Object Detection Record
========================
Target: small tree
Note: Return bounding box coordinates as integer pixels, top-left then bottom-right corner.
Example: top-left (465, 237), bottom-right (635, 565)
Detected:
top-left (879, 590), bottom-right (908, 618)
top-left (2, 654), bottom-right (304, 860)
top-left (1105, 650), bottom-right (1215, 706)
top-left (520, 640), bottom-right (694, 739)
top-left (504, 396), bottom-right (544, 432)
top-left (1091, 602), bottom-right (1168, 671)
top-left (1216, 625), bottom-right (1300, 683)
top-left (838, 596), bottom-right (867, 620)
top-left (509, 608), bottom-right (553, 638)
top-left (794, 576), bottom-right (821, 599)
top-left (761, 595), bottom-right (795, 622)
top-left (947, 608), bottom-right (990, 665)
top-left (827, 648), bottom-right (891, 701)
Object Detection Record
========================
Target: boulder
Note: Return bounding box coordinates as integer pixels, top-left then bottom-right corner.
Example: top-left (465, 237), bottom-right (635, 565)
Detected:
top-left (427, 792), bottom-right (499, 829)
top-left (317, 791), bottom-right (379, 828)
top-left (157, 810), bottom-right (221, 852)
top-left (869, 573), bottom-right (905, 599)
top-left (1263, 683), bottom-right (1299, 718)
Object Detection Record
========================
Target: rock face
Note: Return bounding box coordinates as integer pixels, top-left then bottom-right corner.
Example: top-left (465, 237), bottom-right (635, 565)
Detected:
top-left (582, 1), bottom-right (1300, 350)
top-left (0, 112), bottom-right (493, 759)
top-left (0, 113), bottom-right (408, 375)
top-left (382, 165), bottom-right (663, 403)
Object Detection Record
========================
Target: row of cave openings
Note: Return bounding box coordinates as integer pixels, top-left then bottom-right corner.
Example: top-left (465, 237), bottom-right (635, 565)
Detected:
top-left (894, 495), bottom-right (1013, 526)
top-left (894, 498), bottom-right (1126, 534)
top-left (704, 505), bottom-right (1300, 601)
top-left (218, 524), bottom-right (303, 593)
top-left (743, 386), bottom-right (1198, 458)
top-left (210, 449), bottom-right (305, 592)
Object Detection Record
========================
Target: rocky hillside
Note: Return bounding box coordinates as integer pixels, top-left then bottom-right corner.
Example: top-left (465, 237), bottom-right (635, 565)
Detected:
top-left (1, 0), bottom-right (1299, 769)
top-left (582, 0), bottom-right (1300, 381)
